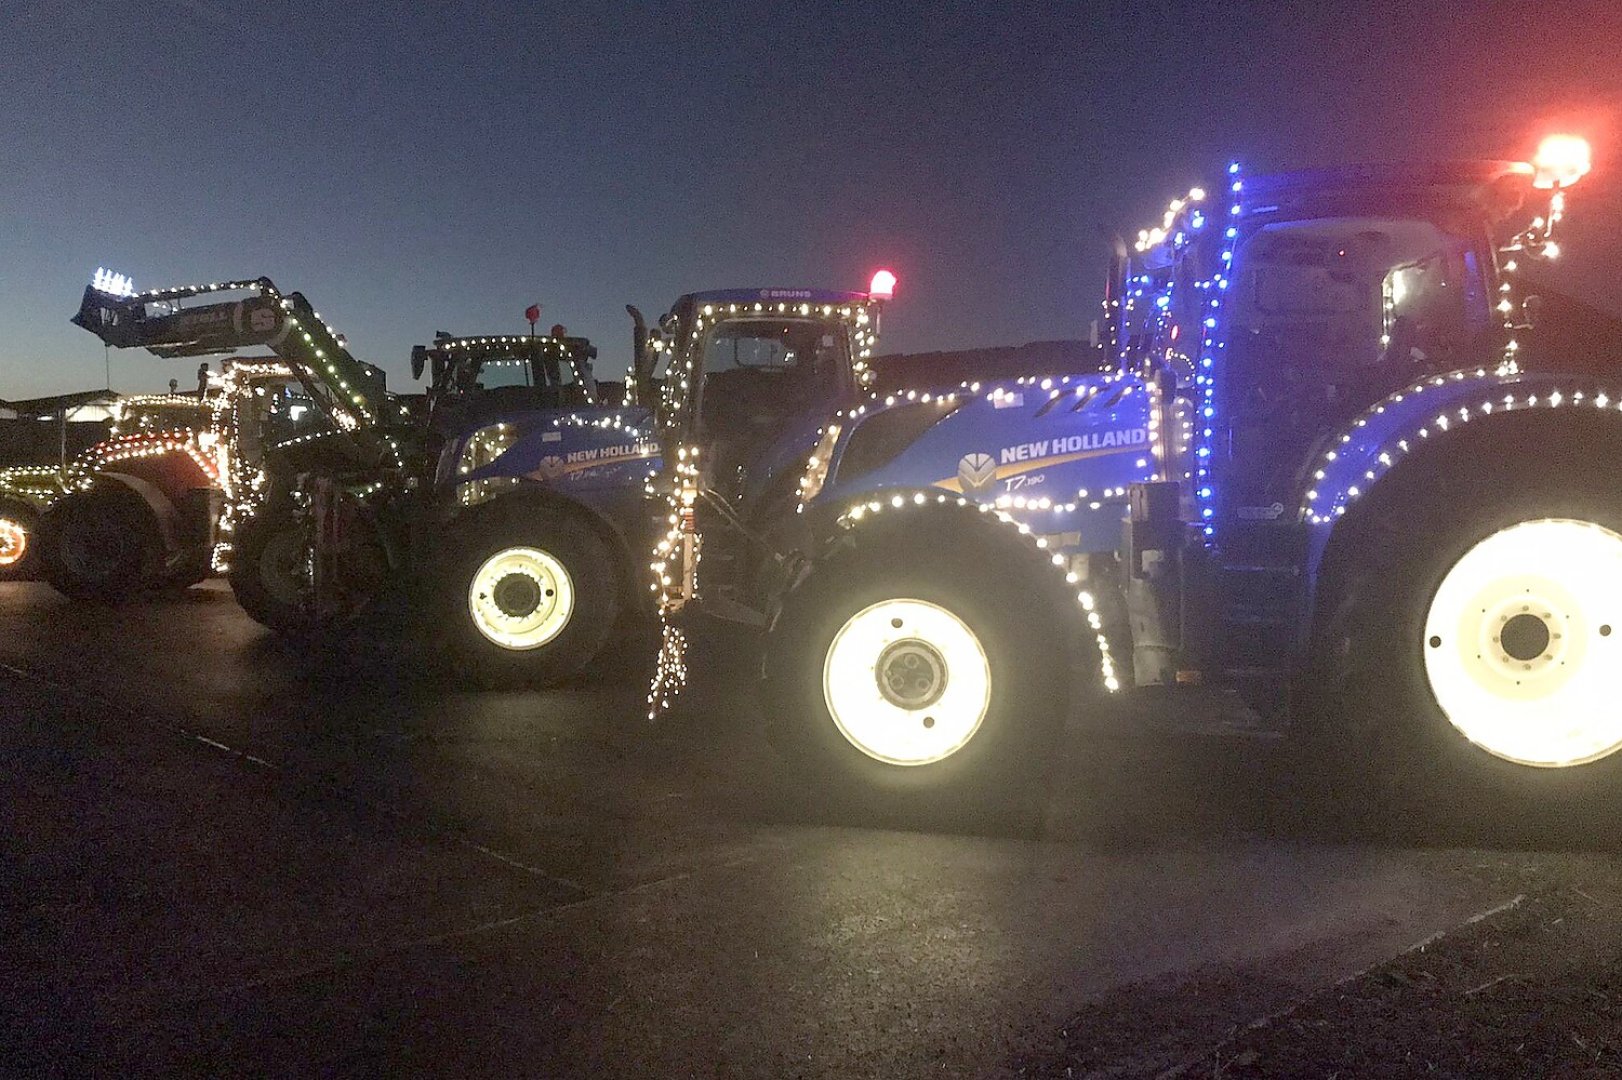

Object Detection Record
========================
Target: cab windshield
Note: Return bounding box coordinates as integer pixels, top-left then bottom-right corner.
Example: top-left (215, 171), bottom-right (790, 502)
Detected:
top-left (702, 319), bottom-right (847, 377)
top-left (1234, 215), bottom-right (1496, 374)
top-left (692, 316), bottom-right (853, 487)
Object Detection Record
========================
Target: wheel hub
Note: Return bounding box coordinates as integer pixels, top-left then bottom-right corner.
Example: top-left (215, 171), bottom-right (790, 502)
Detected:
top-left (875, 638), bottom-right (948, 709)
top-left (821, 597), bottom-right (992, 767)
top-left (1499, 610), bottom-right (1554, 664)
top-left (468, 546), bottom-right (575, 651)
top-left (491, 571), bottom-right (546, 619)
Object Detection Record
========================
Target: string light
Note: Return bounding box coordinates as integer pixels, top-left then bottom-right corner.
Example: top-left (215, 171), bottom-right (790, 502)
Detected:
top-left (1304, 374), bottom-right (1619, 525)
top-left (835, 492), bottom-right (1120, 693)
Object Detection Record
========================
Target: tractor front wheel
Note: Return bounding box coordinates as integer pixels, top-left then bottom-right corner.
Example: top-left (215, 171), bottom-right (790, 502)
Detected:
top-left (440, 503), bottom-right (619, 687)
top-left (0, 499), bottom-right (40, 582)
top-left (762, 531), bottom-right (1074, 807)
top-left (229, 510), bottom-right (318, 635)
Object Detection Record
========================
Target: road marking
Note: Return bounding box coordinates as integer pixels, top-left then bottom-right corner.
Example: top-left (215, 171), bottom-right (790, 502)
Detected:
top-left (0, 660), bottom-right (589, 895)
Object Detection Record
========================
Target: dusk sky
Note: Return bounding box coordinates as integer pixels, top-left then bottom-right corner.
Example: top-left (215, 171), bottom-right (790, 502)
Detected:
top-left (4, 0), bottom-right (1621, 398)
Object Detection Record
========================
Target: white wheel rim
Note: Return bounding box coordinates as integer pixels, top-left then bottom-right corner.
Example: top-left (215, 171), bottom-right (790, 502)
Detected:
top-left (468, 546), bottom-right (574, 651)
top-left (822, 598), bottom-right (992, 766)
top-left (0, 517), bottom-right (27, 568)
top-left (1423, 518), bottom-right (1622, 768)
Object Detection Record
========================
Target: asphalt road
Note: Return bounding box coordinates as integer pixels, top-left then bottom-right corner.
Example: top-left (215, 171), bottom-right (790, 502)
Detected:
top-left (1, 581), bottom-right (1615, 1077)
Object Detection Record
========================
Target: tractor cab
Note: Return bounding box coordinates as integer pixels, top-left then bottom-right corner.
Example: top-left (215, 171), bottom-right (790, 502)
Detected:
top-left (413, 333), bottom-right (601, 433)
top-left (640, 282), bottom-right (886, 512)
top-left (1110, 138), bottom-right (1588, 532)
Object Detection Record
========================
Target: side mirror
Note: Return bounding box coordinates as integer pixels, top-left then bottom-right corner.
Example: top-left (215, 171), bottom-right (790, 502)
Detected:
top-left (410, 345), bottom-right (428, 381)
top-left (1521, 294), bottom-right (1544, 329)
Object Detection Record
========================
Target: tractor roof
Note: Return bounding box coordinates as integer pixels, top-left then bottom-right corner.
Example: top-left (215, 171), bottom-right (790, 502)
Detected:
top-left (682, 288), bottom-right (875, 308)
top-left (1244, 159), bottom-right (1534, 204)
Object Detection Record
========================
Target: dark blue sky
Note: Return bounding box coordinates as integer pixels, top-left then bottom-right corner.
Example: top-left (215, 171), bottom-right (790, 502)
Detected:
top-left (4, 0), bottom-right (1621, 397)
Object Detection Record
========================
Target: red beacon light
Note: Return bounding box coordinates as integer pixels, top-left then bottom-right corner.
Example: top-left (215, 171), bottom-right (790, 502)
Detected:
top-left (1533, 134), bottom-right (1592, 189)
top-left (868, 269), bottom-right (897, 301)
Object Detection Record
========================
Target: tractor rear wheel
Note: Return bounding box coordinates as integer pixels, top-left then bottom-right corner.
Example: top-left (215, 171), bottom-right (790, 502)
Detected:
top-left (440, 502), bottom-right (619, 687)
top-left (1302, 455), bottom-right (1622, 823)
top-left (761, 528), bottom-right (1075, 808)
top-left (0, 499), bottom-right (40, 582)
top-left (37, 487), bottom-right (159, 602)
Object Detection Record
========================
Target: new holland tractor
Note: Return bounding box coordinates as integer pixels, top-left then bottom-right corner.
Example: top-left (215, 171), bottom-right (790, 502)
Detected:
top-left (69, 279), bottom-right (609, 671)
top-left (652, 136), bottom-right (1616, 811)
top-left (33, 365), bottom-right (308, 600)
top-left (69, 276), bottom-right (892, 685)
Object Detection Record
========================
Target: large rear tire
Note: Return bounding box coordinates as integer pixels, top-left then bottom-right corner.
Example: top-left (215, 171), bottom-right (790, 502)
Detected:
top-left (0, 499), bottom-right (40, 582)
top-left (36, 487), bottom-right (160, 602)
top-left (439, 502), bottom-right (620, 687)
top-left (1301, 450), bottom-right (1622, 823)
top-left (762, 528), bottom-right (1076, 807)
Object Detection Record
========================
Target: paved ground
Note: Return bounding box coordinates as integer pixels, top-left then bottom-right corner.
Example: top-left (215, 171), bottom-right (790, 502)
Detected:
top-left (1, 581), bottom-right (1617, 1077)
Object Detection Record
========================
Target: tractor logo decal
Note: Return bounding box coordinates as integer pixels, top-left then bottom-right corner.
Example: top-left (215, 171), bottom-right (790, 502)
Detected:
top-left (935, 428), bottom-right (1150, 494)
top-left (957, 453), bottom-right (998, 495)
top-left (248, 308), bottom-right (277, 333)
top-left (529, 442), bottom-right (658, 483)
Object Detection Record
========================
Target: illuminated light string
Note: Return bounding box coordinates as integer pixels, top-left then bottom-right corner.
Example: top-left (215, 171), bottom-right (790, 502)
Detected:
top-left (648, 306), bottom-right (1141, 716)
top-left (1188, 164), bottom-right (1244, 539)
top-left (1304, 377), bottom-right (1620, 524)
top-left (1133, 184), bottom-right (1210, 254)
top-left (73, 431), bottom-right (223, 491)
top-left (835, 491), bottom-right (1121, 693)
top-left (430, 336), bottom-right (598, 404)
top-left (645, 443), bottom-right (702, 718)
top-left (549, 411), bottom-right (656, 441)
top-left (0, 465), bottom-right (70, 503)
top-left (109, 395), bottom-right (213, 439)
top-left (204, 361), bottom-right (296, 572)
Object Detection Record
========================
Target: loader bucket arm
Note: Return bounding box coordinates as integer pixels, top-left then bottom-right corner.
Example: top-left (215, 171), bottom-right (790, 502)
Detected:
top-left (71, 278), bottom-right (396, 464)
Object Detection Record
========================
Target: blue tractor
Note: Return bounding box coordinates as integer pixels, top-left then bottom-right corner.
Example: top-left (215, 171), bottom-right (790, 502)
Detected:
top-left (71, 276), bottom-right (896, 685)
top-left (723, 135), bottom-right (1618, 808)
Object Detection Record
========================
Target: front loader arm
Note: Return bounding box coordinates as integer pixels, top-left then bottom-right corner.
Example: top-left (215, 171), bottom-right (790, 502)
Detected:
top-left (71, 278), bottom-right (398, 465)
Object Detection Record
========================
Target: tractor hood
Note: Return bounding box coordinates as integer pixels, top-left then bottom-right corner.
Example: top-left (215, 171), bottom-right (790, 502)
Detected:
top-left (816, 371), bottom-right (1158, 511)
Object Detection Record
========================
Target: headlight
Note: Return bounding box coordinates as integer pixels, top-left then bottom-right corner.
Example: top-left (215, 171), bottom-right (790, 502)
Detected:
top-left (457, 422), bottom-right (519, 476)
top-left (799, 423), bottom-right (841, 503)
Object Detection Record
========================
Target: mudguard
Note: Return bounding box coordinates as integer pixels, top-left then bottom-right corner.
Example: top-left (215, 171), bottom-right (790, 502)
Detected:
top-left (1303, 365), bottom-right (1622, 588)
top-left (787, 490), bottom-right (1125, 695)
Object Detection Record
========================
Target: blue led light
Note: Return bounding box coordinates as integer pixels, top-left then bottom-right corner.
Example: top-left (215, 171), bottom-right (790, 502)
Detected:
top-left (1191, 161), bottom-right (1244, 547)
